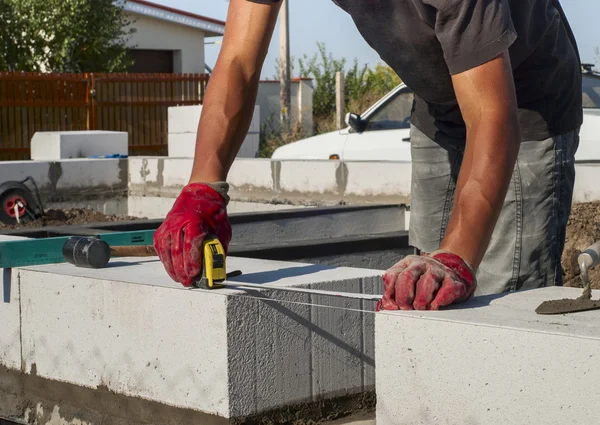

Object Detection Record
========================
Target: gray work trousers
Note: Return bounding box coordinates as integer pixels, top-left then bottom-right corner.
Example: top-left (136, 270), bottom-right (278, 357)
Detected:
top-left (408, 124), bottom-right (579, 296)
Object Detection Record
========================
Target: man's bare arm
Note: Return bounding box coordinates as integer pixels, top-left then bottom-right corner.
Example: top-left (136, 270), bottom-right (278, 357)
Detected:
top-left (439, 50), bottom-right (521, 270)
top-left (189, 0), bottom-right (281, 183)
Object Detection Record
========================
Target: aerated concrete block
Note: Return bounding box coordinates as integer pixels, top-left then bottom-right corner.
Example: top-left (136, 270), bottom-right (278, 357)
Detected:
top-left (31, 131), bottom-right (128, 160)
top-left (0, 268), bottom-right (20, 370)
top-left (13, 256), bottom-right (382, 422)
top-left (168, 105), bottom-right (260, 158)
top-left (1, 236), bottom-right (26, 370)
top-left (375, 286), bottom-right (600, 425)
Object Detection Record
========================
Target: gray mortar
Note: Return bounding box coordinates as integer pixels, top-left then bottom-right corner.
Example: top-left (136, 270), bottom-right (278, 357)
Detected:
top-left (156, 159), bottom-right (165, 188)
top-left (47, 162), bottom-right (63, 198)
top-left (335, 163), bottom-right (349, 196)
top-left (271, 161), bottom-right (281, 193)
top-left (0, 367), bottom-right (374, 425)
top-left (118, 160), bottom-right (128, 188)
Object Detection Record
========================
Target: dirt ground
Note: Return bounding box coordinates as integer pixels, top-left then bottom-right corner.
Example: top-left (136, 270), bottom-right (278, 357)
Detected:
top-left (562, 202), bottom-right (600, 289)
top-left (0, 208), bottom-right (143, 230)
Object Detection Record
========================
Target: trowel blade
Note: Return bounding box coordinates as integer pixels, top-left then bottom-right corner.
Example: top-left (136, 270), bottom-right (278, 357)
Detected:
top-left (535, 298), bottom-right (600, 315)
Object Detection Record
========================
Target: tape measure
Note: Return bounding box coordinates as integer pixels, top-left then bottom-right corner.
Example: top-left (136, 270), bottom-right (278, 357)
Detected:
top-left (0, 230), bottom-right (155, 269)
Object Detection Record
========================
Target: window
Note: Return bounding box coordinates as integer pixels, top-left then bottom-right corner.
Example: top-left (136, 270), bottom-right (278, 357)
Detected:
top-left (364, 89), bottom-right (414, 131)
top-left (582, 74), bottom-right (600, 109)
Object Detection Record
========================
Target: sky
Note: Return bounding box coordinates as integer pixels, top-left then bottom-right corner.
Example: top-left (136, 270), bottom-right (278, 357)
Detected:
top-left (154, 0), bottom-right (599, 79)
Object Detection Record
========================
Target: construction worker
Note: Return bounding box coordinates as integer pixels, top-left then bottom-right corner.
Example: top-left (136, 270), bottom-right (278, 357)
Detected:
top-left (153, 0), bottom-right (583, 311)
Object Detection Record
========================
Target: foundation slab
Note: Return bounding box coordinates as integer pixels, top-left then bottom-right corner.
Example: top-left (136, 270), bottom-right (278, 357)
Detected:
top-left (3, 256), bottom-right (383, 423)
top-left (375, 286), bottom-right (600, 425)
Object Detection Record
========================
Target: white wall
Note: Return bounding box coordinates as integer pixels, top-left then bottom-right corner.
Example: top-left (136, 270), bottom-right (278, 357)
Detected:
top-left (125, 13), bottom-right (205, 73)
top-left (257, 79), bottom-right (314, 136)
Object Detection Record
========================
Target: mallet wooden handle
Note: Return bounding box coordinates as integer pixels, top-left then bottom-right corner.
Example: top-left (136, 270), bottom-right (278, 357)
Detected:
top-left (109, 245), bottom-right (157, 258)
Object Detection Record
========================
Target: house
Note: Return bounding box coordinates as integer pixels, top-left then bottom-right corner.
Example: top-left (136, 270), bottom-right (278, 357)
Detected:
top-left (123, 0), bottom-right (225, 74)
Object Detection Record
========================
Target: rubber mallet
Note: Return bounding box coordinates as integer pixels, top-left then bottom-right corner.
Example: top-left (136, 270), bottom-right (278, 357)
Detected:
top-left (62, 236), bottom-right (156, 269)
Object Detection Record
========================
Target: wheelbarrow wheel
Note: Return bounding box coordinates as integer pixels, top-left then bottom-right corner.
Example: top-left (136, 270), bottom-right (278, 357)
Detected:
top-left (0, 187), bottom-right (36, 225)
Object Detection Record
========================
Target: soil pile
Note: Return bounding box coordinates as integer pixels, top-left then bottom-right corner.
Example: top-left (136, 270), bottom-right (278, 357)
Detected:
top-left (0, 208), bottom-right (144, 230)
top-left (562, 202), bottom-right (600, 289)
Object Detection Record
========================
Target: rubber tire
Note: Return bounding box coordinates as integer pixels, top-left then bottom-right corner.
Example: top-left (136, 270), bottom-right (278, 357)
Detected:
top-left (0, 188), bottom-right (35, 225)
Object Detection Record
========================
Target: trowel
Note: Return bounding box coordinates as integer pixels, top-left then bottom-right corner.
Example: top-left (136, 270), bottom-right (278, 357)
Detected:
top-left (536, 240), bottom-right (600, 315)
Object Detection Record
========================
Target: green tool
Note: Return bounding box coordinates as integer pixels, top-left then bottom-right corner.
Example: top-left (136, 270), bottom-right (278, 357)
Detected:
top-left (0, 230), bottom-right (156, 269)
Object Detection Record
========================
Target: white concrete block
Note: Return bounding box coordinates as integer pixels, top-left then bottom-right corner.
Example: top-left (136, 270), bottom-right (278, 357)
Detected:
top-left (573, 164), bottom-right (600, 203)
top-left (375, 286), bottom-right (600, 425)
top-left (345, 162), bottom-right (411, 202)
top-left (17, 256), bottom-right (382, 419)
top-left (0, 159), bottom-right (125, 191)
top-left (227, 201), bottom-right (310, 213)
top-left (228, 159), bottom-right (274, 192)
top-left (0, 161), bottom-right (49, 187)
top-left (168, 105), bottom-right (202, 134)
top-left (167, 133), bottom-right (197, 158)
top-left (0, 268), bottom-right (20, 370)
top-left (54, 159), bottom-right (125, 189)
top-left (127, 196), bottom-right (176, 218)
top-left (127, 196), bottom-right (308, 219)
top-left (168, 105), bottom-right (260, 159)
top-left (127, 157), bottom-right (193, 190)
top-left (31, 131), bottom-right (128, 160)
top-left (161, 158), bottom-right (193, 187)
top-left (128, 157), bottom-right (161, 186)
top-left (279, 161), bottom-right (340, 195)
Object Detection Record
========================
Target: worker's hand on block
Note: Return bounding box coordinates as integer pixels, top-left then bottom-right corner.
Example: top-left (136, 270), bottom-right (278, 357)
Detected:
top-left (154, 183), bottom-right (232, 287)
top-left (378, 251), bottom-right (476, 311)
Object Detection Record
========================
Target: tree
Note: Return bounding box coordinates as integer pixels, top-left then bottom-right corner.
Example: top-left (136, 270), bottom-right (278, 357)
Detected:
top-left (0, 0), bottom-right (135, 72)
top-left (298, 42), bottom-right (346, 117)
top-left (295, 42), bottom-right (401, 118)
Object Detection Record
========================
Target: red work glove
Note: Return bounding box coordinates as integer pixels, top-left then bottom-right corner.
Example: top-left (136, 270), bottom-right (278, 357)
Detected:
top-left (377, 250), bottom-right (476, 311)
top-left (154, 182), bottom-right (232, 287)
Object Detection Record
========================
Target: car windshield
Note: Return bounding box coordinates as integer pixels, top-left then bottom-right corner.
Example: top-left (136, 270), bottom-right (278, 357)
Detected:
top-left (363, 88), bottom-right (414, 131)
top-left (360, 72), bottom-right (600, 130)
top-left (583, 73), bottom-right (600, 108)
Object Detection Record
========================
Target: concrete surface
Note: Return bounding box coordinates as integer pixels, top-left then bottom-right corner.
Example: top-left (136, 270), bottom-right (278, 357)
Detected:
top-left (2, 256), bottom-right (383, 423)
top-left (168, 105), bottom-right (260, 158)
top-left (31, 131), bottom-right (128, 160)
top-left (0, 157), bottom-right (599, 221)
top-left (127, 157), bottom-right (414, 210)
top-left (0, 268), bottom-right (19, 371)
top-left (573, 163), bottom-right (600, 202)
top-left (128, 195), bottom-right (308, 218)
top-left (375, 286), bottom-right (600, 425)
top-left (0, 158), bottom-right (127, 212)
top-left (0, 233), bottom-right (26, 371)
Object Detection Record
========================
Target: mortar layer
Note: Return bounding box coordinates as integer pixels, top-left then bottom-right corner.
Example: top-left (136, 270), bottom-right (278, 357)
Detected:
top-left (0, 366), bottom-right (374, 425)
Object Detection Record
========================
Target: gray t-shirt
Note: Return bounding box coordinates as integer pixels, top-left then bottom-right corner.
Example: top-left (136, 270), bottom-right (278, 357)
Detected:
top-left (249, 0), bottom-right (583, 142)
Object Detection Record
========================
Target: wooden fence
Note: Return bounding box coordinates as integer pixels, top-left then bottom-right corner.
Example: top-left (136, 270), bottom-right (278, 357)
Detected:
top-left (0, 72), bottom-right (209, 160)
